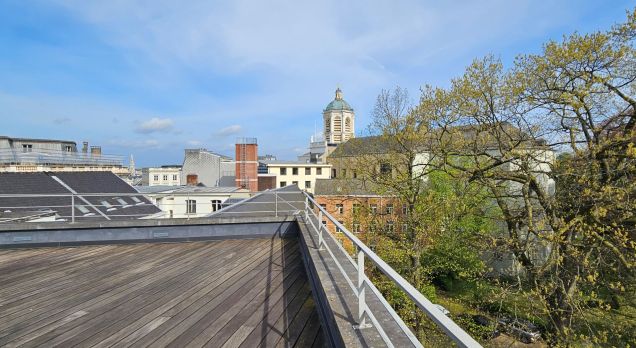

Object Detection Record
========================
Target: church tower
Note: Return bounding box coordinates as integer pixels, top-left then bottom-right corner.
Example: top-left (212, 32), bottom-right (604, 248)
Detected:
top-left (323, 87), bottom-right (355, 144)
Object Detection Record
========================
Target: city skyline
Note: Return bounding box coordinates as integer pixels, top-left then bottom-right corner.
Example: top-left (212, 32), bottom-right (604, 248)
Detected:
top-left (1, 1), bottom-right (634, 166)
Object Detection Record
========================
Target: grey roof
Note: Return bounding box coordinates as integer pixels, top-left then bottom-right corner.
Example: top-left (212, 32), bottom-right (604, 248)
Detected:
top-left (260, 160), bottom-right (330, 166)
top-left (314, 178), bottom-right (388, 196)
top-left (210, 186), bottom-right (305, 218)
top-left (136, 185), bottom-right (244, 194)
top-left (329, 123), bottom-right (547, 159)
top-left (0, 135), bottom-right (77, 144)
top-left (328, 136), bottom-right (399, 158)
top-left (0, 171), bottom-right (161, 223)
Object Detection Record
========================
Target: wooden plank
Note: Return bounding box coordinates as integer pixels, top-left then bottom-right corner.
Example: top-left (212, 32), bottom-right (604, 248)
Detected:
top-left (131, 239), bottom-right (298, 348)
top-left (0, 241), bottom-right (196, 325)
top-left (216, 278), bottom-right (308, 348)
top-left (0, 244), bottom-right (150, 306)
top-left (175, 252), bottom-right (305, 347)
top-left (54, 239), bottom-right (274, 348)
top-left (0, 240), bottom-right (237, 346)
top-left (311, 326), bottom-right (327, 348)
top-left (26, 240), bottom-right (253, 348)
top-left (94, 241), bottom-right (280, 347)
top-left (0, 243), bottom-right (149, 301)
top-left (266, 294), bottom-right (318, 348)
top-left (236, 282), bottom-right (311, 348)
top-left (292, 309), bottom-right (323, 348)
top-left (96, 240), bottom-right (285, 348)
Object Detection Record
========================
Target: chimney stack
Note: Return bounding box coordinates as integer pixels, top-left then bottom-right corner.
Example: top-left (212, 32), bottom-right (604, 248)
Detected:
top-left (82, 142), bottom-right (89, 154)
top-left (90, 146), bottom-right (101, 157)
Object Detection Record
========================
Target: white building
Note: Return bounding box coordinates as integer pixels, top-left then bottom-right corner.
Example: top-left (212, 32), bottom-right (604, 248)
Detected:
top-left (136, 186), bottom-right (250, 218)
top-left (0, 136), bottom-right (130, 177)
top-left (260, 161), bottom-right (331, 194)
top-left (141, 165), bottom-right (182, 186)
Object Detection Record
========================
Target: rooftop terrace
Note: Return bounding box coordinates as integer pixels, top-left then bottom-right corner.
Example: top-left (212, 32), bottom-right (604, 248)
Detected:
top-left (0, 186), bottom-right (481, 347)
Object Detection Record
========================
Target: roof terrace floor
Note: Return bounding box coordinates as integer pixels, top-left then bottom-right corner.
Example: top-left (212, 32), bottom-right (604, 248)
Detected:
top-left (0, 238), bottom-right (325, 348)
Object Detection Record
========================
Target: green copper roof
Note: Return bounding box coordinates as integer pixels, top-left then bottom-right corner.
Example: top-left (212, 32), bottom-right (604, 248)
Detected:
top-left (324, 88), bottom-right (353, 112)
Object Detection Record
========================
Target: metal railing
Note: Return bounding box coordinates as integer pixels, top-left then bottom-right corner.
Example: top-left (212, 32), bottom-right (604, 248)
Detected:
top-left (302, 192), bottom-right (482, 348)
top-left (0, 192), bottom-right (159, 223)
top-left (207, 190), bottom-right (305, 217)
top-left (0, 191), bottom-right (303, 224)
top-left (0, 149), bottom-right (123, 166)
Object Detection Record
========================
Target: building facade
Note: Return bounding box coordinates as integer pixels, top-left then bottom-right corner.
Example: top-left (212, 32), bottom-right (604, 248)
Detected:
top-left (260, 161), bottom-right (331, 193)
top-left (141, 165), bottom-right (182, 186)
top-left (0, 136), bottom-right (129, 177)
top-left (137, 186), bottom-right (250, 218)
top-left (181, 149), bottom-right (235, 187)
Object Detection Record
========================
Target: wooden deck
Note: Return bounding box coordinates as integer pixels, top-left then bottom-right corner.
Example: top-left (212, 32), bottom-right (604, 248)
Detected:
top-left (0, 238), bottom-right (325, 347)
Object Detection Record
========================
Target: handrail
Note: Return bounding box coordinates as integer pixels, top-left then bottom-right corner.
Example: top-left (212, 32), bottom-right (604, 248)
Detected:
top-left (303, 192), bottom-right (482, 348)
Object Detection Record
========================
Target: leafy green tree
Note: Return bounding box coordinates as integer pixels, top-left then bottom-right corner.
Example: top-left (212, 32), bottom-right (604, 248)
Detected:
top-left (416, 8), bottom-right (636, 345)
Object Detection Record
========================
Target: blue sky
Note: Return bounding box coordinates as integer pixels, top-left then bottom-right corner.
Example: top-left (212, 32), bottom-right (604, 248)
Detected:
top-left (1, 1), bottom-right (634, 167)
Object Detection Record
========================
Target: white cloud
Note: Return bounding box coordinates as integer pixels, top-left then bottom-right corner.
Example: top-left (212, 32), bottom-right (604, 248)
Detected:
top-left (135, 117), bottom-right (174, 134)
top-left (215, 125), bottom-right (242, 136)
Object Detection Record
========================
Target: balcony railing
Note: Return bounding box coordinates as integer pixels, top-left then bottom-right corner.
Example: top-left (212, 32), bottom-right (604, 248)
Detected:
top-left (0, 149), bottom-right (123, 166)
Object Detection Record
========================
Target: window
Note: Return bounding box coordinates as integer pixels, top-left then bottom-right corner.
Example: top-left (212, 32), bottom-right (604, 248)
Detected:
top-left (402, 204), bottom-right (408, 215)
top-left (305, 181), bottom-right (311, 189)
top-left (387, 221), bottom-right (394, 233)
top-left (352, 203), bottom-right (361, 214)
top-left (76, 204), bottom-right (90, 214)
top-left (169, 210), bottom-right (173, 218)
top-left (353, 223), bottom-right (361, 233)
top-left (331, 169), bottom-right (337, 178)
top-left (370, 204), bottom-right (378, 214)
top-left (305, 167), bottom-right (311, 175)
top-left (386, 204), bottom-right (394, 215)
top-left (153, 175), bottom-right (159, 181)
top-left (336, 204), bottom-right (344, 214)
top-left (22, 144), bottom-right (32, 153)
top-left (337, 221), bottom-right (344, 233)
top-left (322, 220), bottom-right (327, 227)
top-left (380, 163), bottom-right (392, 175)
top-left (316, 167), bottom-right (322, 175)
top-left (320, 203), bottom-right (327, 210)
top-left (292, 167), bottom-right (298, 175)
top-left (280, 168), bottom-right (287, 175)
top-left (292, 181), bottom-right (298, 186)
top-left (211, 200), bottom-right (222, 212)
top-left (186, 200), bottom-right (197, 214)
top-left (280, 181), bottom-right (287, 187)
top-left (402, 223), bottom-right (408, 233)
top-left (64, 145), bottom-right (72, 152)
top-left (163, 175), bottom-right (168, 181)
top-left (116, 198), bottom-right (131, 208)
top-left (353, 170), bottom-right (357, 179)
top-left (173, 174), bottom-right (178, 180)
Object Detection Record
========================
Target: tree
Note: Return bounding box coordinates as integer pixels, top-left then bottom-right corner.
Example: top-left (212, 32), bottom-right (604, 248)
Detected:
top-left (417, 9), bottom-right (636, 344)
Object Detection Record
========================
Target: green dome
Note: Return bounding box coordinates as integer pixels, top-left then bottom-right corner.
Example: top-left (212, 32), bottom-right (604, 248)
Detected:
top-left (324, 88), bottom-right (353, 112)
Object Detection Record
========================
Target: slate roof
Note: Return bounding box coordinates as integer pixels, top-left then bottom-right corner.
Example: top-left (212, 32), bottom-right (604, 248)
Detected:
top-left (329, 123), bottom-right (547, 159)
top-left (0, 172), bottom-right (161, 223)
top-left (314, 178), bottom-right (388, 196)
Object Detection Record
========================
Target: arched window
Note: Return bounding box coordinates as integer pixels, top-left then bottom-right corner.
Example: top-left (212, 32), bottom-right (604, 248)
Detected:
top-left (325, 118), bottom-right (330, 134)
top-left (345, 117), bottom-right (351, 133)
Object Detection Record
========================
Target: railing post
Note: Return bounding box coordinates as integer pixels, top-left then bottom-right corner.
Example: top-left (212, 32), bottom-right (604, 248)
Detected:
top-left (355, 249), bottom-right (372, 329)
top-left (317, 209), bottom-right (325, 250)
top-left (71, 194), bottom-right (75, 223)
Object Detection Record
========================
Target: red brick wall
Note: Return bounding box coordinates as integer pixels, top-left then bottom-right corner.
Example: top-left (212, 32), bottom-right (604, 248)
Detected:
top-left (235, 143), bottom-right (258, 192)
